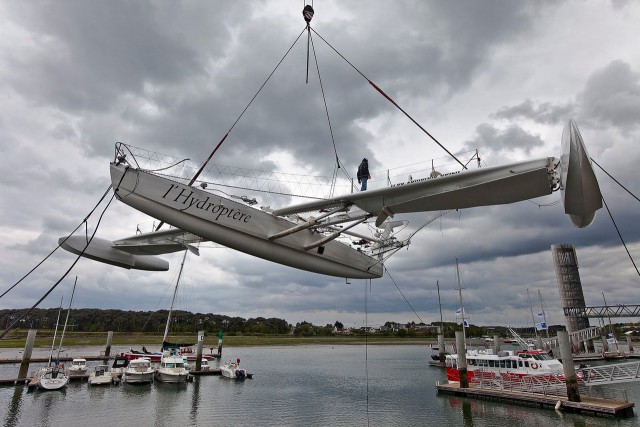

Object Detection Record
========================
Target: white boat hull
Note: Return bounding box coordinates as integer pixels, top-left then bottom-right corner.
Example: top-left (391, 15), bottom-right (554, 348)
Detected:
top-left (220, 363), bottom-right (247, 380)
top-left (110, 164), bottom-right (383, 279)
top-left (155, 369), bottom-right (189, 383)
top-left (36, 368), bottom-right (69, 390)
top-left (124, 371), bottom-right (154, 384)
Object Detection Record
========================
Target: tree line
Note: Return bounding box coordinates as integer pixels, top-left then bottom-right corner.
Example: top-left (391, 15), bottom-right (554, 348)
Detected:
top-left (0, 308), bottom-right (290, 335)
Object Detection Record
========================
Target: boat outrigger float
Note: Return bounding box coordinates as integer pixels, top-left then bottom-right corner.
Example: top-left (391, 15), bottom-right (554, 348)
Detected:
top-left (60, 120), bottom-right (601, 279)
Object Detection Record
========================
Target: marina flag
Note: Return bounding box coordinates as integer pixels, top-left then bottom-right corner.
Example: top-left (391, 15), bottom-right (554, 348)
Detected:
top-left (607, 337), bottom-right (618, 345)
top-left (536, 311), bottom-right (545, 319)
top-left (535, 321), bottom-right (548, 331)
top-left (455, 307), bottom-right (464, 316)
top-left (463, 319), bottom-right (469, 328)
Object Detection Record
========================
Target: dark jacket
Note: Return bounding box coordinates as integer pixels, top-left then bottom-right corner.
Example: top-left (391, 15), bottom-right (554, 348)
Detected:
top-left (357, 159), bottom-right (369, 181)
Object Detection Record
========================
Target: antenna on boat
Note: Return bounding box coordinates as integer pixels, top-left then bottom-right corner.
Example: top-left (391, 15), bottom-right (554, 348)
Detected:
top-left (455, 258), bottom-right (467, 350)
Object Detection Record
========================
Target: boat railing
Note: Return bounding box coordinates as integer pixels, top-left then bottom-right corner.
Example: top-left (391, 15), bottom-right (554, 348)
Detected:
top-left (471, 369), bottom-right (569, 398)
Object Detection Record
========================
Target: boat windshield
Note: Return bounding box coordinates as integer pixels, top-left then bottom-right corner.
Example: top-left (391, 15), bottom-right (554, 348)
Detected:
top-left (533, 354), bottom-right (553, 360)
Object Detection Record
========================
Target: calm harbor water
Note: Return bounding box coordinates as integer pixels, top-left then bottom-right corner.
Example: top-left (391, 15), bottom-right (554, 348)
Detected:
top-left (1, 344), bottom-right (639, 426)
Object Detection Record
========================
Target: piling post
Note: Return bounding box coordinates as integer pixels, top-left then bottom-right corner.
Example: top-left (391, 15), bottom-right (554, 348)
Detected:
top-left (437, 327), bottom-right (445, 364)
top-left (493, 334), bottom-right (500, 354)
top-left (195, 330), bottom-right (204, 371)
top-left (627, 335), bottom-right (633, 353)
top-left (217, 330), bottom-right (223, 358)
top-left (455, 331), bottom-right (468, 388)
top-left (558, 330), bottom-right (580, 402)
top-left (18, 329), bottom-right (37, 380)
top-left (103, 331), bottom-right (113, 363)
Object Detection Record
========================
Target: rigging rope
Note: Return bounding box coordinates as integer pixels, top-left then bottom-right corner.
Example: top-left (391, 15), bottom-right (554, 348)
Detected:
top-left (589, 158), bottom-right (639, 278)
top-left (591, 158), bottom-right (640, 203)
top-left (0, 192), bottom-right (117, 339)
top-left (601, 194), bottom-right (640, 279)
top-left (310, 27), bottom-right (467, 170)
top-left (0, 184), bottom-right (114, 302)
top-left (384, 267), bottom-right (425, 324)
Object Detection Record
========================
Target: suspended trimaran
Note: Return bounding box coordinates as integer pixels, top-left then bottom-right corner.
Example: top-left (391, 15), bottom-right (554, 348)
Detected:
top-left (59, 8), bottom-right (603, 279)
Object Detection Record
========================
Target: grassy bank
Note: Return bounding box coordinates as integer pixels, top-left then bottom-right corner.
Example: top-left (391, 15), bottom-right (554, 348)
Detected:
top-left (0, 330), bottom-right (437, 349)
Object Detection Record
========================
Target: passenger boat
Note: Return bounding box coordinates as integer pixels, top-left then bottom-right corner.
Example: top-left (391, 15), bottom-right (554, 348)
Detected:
top-left (88, 365), bottom-right (112, 386)
top-left (123, 357), bottom-right (154, 384)
top-left (155, 351), bottom-right (190, 383)
top-left (221, 358), bottom-right (247, 380)
top-left (445, 349), bottom-right (563, 383)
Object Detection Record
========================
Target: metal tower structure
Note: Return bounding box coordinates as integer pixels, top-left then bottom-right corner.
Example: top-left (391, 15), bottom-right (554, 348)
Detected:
top-left (551, 244), bottom-right (590, 333)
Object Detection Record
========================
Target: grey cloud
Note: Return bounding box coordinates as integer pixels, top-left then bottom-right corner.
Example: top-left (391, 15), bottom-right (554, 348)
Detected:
top-left (463, 123), bottom-right (545, 155)
top-left (492, 99), bottom-right (576, 124)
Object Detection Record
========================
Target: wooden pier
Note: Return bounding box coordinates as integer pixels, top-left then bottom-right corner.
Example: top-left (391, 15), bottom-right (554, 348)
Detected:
top-left (436, 382), bottom-right (634, 417)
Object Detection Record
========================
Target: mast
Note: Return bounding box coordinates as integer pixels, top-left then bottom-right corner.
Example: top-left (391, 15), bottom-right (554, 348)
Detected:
top-left (455, 258), bottom-right (467, 347)
top-left (538, 289), bottom-right (549, 339)
top-left (436, 280), bottom-right (443, 332)
top-left (56, 276), bottom-right (77, 363)
top-left (163, 250), bottom-right (188, 343)
top-left (526, 288), bottom-right (539, 340)
top-left (602, 291), bottom-right (617, 350)
top-left (47, 297), bottom-right (64, 367)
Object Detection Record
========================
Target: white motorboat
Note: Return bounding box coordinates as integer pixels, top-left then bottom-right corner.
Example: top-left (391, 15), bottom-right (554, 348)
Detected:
top-left (36, 366), bottom-right (69, 390)
top-left (221, 358), bottom-right (247, 380)
top-left (124, 358), bottom-right (154, 384)
top-left (68, 358), bottom-right (88, 376)
top-left (155, 351), bottom-right (189, 383)
top-left (88, 364), bottom-right (112, 386)
top-left (199, 358), bottom-right (211, 371)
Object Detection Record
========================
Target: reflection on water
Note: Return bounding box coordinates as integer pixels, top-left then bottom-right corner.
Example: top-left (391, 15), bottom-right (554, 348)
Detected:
top-left (4, 386), bottom-right (24, 427)
top-left (190, 375), bottom-right (200, 424)
top-left (0, 345), bottom-right (638, 426)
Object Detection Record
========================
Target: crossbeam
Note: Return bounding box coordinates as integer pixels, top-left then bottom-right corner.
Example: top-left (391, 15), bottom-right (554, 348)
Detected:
top-left (563, 305), bottom-right (640, 318)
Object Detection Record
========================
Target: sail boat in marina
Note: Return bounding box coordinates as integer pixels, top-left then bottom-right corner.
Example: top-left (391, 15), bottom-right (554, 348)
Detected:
top-left (36, 277), bottom-right (78, 390)
top-left (124, 250), bottom-right (212, 368)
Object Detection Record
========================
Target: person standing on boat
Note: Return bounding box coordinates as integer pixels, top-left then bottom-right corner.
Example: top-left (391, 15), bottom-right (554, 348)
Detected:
top-left (357, 158), bottom-right (371, 191)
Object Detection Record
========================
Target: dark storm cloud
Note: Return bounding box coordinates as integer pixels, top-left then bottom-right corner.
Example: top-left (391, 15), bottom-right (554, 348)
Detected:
top-left (3, 2), bottom-right (247, 112)
top-left (577, 60), bottom-right (640, 131)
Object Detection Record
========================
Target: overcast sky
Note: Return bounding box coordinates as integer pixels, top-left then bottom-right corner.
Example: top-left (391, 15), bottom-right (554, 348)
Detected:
top-left (1, 1), bottom-right (639, 331)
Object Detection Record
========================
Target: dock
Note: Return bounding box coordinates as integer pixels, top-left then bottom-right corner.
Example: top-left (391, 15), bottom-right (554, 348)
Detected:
top-left (436, 382), bottom-right (634, 417)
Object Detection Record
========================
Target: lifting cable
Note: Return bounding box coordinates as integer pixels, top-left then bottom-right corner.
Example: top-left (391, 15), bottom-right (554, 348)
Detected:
top-left (155, 27), bottom-right (308, 231)
top-left (363, 277), bottom-right (371, 427)
top-left (0, 190), bottom-right (117, 339)
top-left (309, 27), bottom-right (343, 196)
top-left (310, 28), bottom-right (467, 171)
